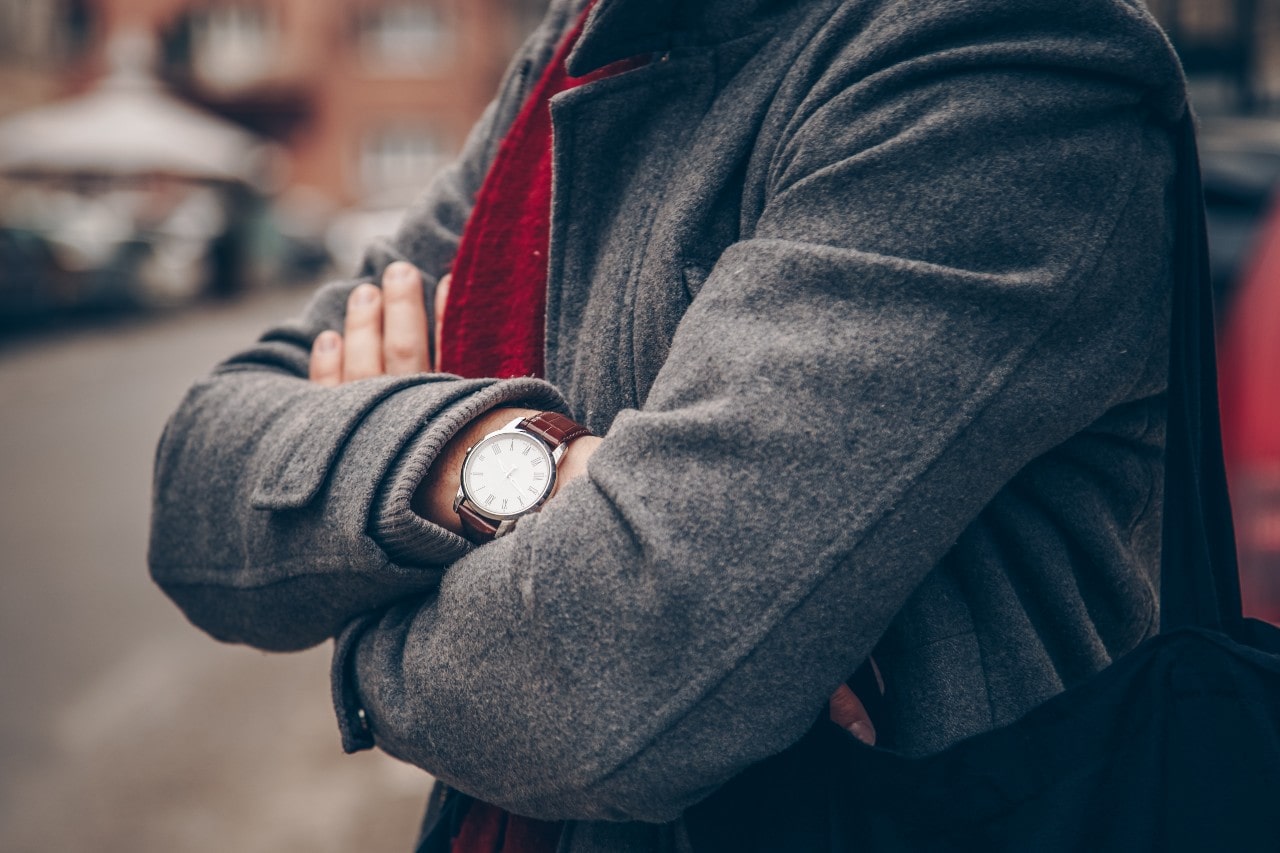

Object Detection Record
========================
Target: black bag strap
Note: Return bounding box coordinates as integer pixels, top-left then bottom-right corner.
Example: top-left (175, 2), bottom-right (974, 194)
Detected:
top-left (1159, 109), bottom-right (1243, 633)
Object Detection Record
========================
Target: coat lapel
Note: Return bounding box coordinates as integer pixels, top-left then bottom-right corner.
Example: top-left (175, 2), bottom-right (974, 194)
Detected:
top-left (544, 52), bottom-right (717, 416)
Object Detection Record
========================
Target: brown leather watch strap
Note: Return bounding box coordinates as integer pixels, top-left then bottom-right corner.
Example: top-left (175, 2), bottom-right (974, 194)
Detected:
top-left (520, 411), bottom-right (591, 449)
top-left (457, 503), bottom-right (499, 544)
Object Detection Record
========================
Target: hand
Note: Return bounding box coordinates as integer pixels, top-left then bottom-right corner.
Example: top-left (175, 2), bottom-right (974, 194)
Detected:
top-left (309, 262), bottom-right (450, 385)
top-left (829, 683), bottom-right (877, 746)
top-left (307, 262), bottom-right (599, 536)
top-left (829, 656), bottom-right (883, 745)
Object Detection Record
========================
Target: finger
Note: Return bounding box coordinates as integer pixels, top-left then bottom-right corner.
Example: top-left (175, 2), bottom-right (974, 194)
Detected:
top-left (309, 330), bottom-right (344, 386)
top-left (434, 273), bottom-right (451, 372)
top-left (343, 283), bottom-right (384, 381)
top-left (381, 262), bottom-right (430, 375)
top-left (829, 684), bottom-right (876, 746)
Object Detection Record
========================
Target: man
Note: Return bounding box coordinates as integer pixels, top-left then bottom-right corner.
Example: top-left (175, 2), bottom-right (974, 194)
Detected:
top-left (150, 0), bottom-right (1187, 849)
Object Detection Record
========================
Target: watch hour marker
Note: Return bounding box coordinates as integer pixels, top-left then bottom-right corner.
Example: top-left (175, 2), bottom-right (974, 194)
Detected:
top-left (531, 458), bottom-right (543, 466)
top-left (502, 499), bottom-right (508, 510)
top-left (521, 446), bottom-right (531, 456)
top-left (484, 495), bottom-right (495, 506)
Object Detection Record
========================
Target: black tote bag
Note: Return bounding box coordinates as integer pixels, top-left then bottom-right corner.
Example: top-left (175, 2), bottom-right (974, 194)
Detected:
top-left (686, 111), bottom-right (1280, 852)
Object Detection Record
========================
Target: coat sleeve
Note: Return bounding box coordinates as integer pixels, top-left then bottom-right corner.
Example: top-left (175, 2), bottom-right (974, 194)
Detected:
top-left (332, 13), bottom-right (1179, 823)
top-left (147, 1), bottom-right (586, 652)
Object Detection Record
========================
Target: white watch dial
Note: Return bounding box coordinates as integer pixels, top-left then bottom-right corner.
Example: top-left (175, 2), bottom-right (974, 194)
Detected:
top-left (462, 431), bottom-right (555, 520)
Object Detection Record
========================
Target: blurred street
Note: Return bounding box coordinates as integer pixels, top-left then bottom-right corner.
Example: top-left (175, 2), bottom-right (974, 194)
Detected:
top-left (0, 290), bottom-right (431, 853)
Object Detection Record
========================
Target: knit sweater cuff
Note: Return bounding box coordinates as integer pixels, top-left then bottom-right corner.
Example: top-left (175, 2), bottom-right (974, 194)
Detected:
top-left (370, 377), bottom-right (570, 566)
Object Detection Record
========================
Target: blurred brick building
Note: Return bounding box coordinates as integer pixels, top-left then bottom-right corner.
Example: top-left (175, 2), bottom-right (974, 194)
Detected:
top-left (0, 0), bottom-right (548, 207)
top-left (1148, 0), bottom-right (1280, 111)
top-left (4, 0), bottom-right (1278, 207)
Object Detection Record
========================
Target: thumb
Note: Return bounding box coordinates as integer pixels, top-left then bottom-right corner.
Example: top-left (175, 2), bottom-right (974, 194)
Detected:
top-left (829, 683), bottom-right (876, 746)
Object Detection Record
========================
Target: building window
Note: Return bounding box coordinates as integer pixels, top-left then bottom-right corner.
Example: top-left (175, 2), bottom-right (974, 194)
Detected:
top-left (354, 1), bottom-right (454, 76)
top-left (358, 125), bottom-right (445, 203)
top-left (187, 4), bottom-right (280, 91)
top-left (0, 0), bottom-right (93, 65)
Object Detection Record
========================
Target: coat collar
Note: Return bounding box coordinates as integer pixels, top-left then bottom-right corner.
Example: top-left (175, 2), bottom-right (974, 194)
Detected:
top-left (566, 0), bottom-right (777, 76)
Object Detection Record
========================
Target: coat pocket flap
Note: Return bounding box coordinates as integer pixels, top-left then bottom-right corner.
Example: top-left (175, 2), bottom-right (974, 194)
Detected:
top-left (250, 375), bottom-right (437, 511)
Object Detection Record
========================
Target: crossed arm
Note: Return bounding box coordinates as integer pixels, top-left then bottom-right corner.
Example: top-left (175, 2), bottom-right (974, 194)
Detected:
top-left (150, 5), bottom-right (1176, 820)
top-left (307, 261), bottom-right (878, 745)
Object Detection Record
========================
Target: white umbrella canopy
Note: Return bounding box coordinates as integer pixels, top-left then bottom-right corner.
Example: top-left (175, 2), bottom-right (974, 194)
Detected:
top-left (0, 33), bottom-right (280, 187)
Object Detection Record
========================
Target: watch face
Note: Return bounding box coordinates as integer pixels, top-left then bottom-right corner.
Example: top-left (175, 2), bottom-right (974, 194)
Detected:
top-left (462, 431), bottom-right (556, 520)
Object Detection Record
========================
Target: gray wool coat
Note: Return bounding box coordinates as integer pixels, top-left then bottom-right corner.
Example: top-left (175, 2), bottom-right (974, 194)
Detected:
top-left (149, 0), bottom-right (1189, 847)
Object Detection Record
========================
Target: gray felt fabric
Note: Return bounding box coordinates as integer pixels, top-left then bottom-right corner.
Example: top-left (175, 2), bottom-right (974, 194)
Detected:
top-left (149, 0), bottom-right (1188, 847)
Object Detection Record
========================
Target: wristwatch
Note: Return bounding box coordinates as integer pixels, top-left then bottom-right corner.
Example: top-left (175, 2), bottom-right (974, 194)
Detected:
top-left (453, 411), bottom-right (592, 543)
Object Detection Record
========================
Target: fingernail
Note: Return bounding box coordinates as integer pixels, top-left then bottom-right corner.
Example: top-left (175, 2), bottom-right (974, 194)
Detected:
top-left (390, 262), bottom-right (414, 282)
top-left (354, 285), bottom-right (378, 305)
top-left (316, 331), bottom-right (339, 352)
top-left (850, 721), bottom-right (876, 746)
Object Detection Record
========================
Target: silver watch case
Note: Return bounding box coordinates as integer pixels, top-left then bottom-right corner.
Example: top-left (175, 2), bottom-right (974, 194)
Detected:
top-left (452, 416), bottom-right (567, 537)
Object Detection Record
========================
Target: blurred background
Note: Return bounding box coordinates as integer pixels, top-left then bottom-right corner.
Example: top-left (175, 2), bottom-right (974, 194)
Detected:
top-left (0, 0), bottom-right (1277, 850)
top-left (0, 2), bottom-right (549, 851)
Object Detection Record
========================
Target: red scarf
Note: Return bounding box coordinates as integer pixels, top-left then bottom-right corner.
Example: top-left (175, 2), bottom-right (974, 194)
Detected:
top-left (438, 5), bottom-right (645, 852)
top-left (439, 7), bottom-right (642, 380)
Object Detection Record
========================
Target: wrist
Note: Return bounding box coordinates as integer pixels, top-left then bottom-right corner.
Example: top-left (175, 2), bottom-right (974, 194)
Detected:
top-left (552, 434), bottom-right (601, 498)
top-left (427, 409), bottom-right (599, 543)
top-left (411, 407), bottom-right (542, 536)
